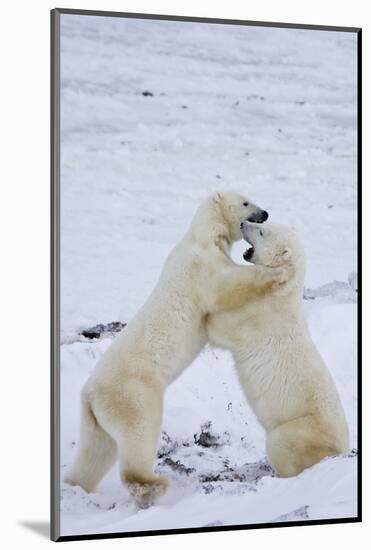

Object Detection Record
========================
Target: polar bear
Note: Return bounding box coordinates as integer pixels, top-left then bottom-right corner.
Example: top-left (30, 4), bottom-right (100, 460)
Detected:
top-left (207, 222), bottom-right (349, 477)
top-left (64, 192), bottom-right (289, 506)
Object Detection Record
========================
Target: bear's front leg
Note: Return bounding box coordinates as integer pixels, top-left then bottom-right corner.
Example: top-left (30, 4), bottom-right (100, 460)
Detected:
top-left (215, 264), bottom-right (290, 310)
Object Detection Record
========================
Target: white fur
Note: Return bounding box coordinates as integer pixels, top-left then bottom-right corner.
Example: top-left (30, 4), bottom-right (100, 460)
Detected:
top-left (207, 222), bottom-right (349, 477)
top-left (65, 192), bottom-right (287, 505)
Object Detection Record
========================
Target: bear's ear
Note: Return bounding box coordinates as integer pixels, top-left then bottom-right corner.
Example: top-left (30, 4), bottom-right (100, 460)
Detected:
top-left (282, 247), bottom-right (292, 261)
top-left (213, 191), bottom-right (224, 205)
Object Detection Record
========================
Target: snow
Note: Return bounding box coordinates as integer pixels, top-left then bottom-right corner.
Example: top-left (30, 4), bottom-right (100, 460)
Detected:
top-left (58, 13), bottom-right (358, 537)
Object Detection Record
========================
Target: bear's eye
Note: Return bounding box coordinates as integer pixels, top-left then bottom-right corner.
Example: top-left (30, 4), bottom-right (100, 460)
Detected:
top-left (259, 230), bottom-right (263, 236)
top-left (243, 202), bottom-right (249, 207)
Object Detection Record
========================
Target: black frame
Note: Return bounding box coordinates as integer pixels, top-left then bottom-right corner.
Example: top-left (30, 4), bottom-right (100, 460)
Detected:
top-left (51, 7), bottom-right (362, 542)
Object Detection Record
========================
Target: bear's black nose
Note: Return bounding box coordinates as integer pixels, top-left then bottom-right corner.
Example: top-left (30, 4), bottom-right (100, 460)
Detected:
top-left (261, 210), bottom-right (269, 222)
top-left (240, 222), bottom-right (244, 229)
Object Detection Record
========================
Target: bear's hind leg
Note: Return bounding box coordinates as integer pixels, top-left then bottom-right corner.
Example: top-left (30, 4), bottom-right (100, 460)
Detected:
top-left (120, 421), bottom-right (169, 508)
top-left (64, 393), bottom-right (117, 493)
top-left (95, 377), bottom-right (169, 508)
top-left (266, 415), bottom-right (340, 477)
top-left (120, 387), bottom-right (168, 508)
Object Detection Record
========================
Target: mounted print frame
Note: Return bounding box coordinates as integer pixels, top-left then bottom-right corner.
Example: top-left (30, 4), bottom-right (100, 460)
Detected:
top-left (51, 8), bottom-right (362, 542)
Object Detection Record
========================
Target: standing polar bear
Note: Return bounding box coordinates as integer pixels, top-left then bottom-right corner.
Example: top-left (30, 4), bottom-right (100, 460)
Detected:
top-left (65, 192), bottom-right (289, 506)
top-left (207, 222), bottom-right (349, 477)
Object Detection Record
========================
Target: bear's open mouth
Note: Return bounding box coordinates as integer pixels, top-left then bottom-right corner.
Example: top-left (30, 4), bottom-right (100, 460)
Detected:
top-left (243, 246), bottom-right (255, 262)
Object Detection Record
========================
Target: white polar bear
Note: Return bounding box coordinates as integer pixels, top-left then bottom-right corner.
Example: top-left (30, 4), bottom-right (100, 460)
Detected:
top-left (65, 192), bottom-right (288, 506)
top-left (207, 222), bottom-right (349, 477)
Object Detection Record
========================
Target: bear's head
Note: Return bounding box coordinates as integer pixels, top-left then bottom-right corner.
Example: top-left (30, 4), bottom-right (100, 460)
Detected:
top-left (212, 191), bottom-right (269, 242)
top-left (241, 221), bottom-right (305, 288)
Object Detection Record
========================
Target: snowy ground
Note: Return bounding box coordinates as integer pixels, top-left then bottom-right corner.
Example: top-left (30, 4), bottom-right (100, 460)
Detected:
top-left (59, 14), bottom-right (358, 537)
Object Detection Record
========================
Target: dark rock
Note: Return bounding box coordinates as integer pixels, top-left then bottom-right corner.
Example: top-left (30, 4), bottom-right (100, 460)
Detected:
top-left (80, 321), bottom-right (126, 340)
top-left (199, 473), bottom-right (221, 483)
top-left (162, 457), bottom-right (195, 476)
top-left (194, 422), bottom-right (220, 448)
top-left (199, 458), bottom-right (275, 485)
top-left (157, 431), bottom-right (178, 458)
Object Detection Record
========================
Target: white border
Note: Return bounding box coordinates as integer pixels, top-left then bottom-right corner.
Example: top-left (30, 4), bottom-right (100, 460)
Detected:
top-left (1, 1), bottom-right (368, 548)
